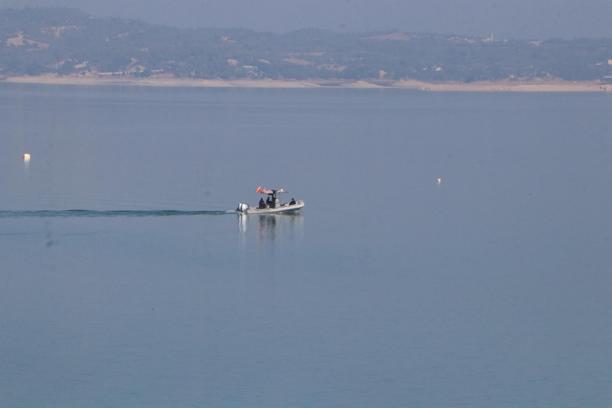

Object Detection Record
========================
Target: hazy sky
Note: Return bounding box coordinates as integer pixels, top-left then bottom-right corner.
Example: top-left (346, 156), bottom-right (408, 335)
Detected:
top-left (3, 0), bottom-right (612, 39)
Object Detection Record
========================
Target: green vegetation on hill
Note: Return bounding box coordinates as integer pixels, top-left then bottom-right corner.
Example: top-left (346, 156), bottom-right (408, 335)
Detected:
top-left (1, 7), bottom-right (611, 82)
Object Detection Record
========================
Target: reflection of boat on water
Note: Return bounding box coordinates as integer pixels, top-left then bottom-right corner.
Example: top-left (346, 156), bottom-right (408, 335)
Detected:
top-left (238, 210), bottom-right (304, 241)
top-left (256, 213), bottom-right (303, 241)
top-left (237, 186), bottom-right (304, 215)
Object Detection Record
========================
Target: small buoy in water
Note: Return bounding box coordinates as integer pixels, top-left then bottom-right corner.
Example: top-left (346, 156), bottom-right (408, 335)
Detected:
top-left (23, 153), bottom-right (31, 163)
top-left (436, 176), bottom-right (443, 185)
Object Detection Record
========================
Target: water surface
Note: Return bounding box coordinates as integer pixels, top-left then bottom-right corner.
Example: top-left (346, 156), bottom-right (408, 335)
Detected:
top-left (1, 84), bottom-right (611, 407)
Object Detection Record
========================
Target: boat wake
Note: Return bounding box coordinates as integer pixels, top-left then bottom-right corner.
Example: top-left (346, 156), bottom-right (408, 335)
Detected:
top-left (0, 209), bottom-right (235, 218)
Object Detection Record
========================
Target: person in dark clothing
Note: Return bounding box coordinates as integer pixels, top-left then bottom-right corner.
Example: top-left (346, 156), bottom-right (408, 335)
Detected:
top-left (289, 198), bottom-right (296, 205)
top-left (266, 196), bottom-right (273, 208)
top-left (259, 197), bottom-right (266, 209)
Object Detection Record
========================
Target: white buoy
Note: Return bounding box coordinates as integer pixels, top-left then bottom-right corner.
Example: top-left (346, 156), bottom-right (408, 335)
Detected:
top-left (436, 176), bottom-right (443, 185)
top-left (23, 153), bottom-right (31, 163)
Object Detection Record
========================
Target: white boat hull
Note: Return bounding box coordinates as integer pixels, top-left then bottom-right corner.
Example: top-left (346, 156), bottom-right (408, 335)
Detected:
top-left (238, 200), bottom-right (304, 214)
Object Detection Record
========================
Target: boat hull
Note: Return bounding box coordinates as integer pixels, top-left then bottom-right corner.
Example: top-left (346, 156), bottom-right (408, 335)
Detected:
top-left (241, 200), bottom-right (304, 214)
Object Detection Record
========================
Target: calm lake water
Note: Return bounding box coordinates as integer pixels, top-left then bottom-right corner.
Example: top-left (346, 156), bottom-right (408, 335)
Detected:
top-left (1, 84), bottom-right (611, 407)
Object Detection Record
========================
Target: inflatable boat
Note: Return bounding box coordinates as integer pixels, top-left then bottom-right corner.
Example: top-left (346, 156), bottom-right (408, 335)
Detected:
top-left (237, 186), bottom-right (304, 214)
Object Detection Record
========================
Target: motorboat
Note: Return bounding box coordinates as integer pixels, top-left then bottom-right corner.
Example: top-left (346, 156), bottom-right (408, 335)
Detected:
top-left (237, 186), bottom-right (304, 214)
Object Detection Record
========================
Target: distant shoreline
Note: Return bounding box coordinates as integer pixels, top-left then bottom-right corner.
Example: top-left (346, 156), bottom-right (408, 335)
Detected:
top-left (2, 75), bottom-right (611, 93)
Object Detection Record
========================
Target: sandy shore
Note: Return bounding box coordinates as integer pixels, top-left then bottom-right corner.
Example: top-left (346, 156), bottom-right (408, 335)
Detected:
top-left (2, 75), bottom-right (610, 92)
top-left (394, 79), bottom-right (611, 93)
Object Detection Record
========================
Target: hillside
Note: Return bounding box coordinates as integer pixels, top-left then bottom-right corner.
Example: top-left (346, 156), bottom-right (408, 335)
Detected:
top-left (1, 7), bottom-right (612, 82)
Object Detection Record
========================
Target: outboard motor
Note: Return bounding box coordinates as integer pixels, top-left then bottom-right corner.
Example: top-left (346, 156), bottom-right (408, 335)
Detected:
top-left (237, 203), bottom-right (249, 213)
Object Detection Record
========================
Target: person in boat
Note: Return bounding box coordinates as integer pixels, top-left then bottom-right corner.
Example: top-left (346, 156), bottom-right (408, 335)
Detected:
top-left (270, 190), bottom-right (278, 208)
top-left (266, 196), bottom-right (273, 208)
top-left (289, 197), bottom-right (296, 205)
top-left (259, 197), bottom-right (266, 209)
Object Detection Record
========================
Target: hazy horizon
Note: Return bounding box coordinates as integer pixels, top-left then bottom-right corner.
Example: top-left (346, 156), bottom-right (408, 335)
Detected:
top-left (1, 0), bottom-right (612, 39)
